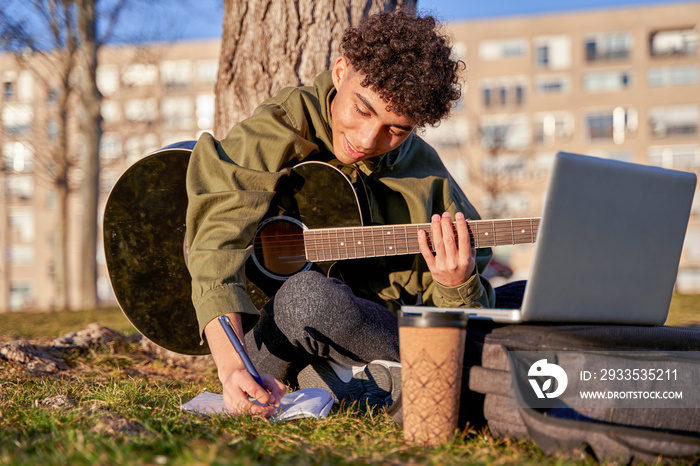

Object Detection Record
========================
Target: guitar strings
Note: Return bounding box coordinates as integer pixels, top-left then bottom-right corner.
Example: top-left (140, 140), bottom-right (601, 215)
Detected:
top-left (253, 220), bottom-right (541, 268)
top-left (253, 220), bottom-right (540, 249)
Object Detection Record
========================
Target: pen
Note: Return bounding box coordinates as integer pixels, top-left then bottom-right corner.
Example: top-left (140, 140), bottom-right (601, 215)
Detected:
top-left (218, 315), bottom-right (266, 389)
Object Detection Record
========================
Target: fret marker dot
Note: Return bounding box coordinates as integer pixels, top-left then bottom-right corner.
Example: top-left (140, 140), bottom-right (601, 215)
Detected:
top-left (340, 242), bottom-right (344, 246)
top-left (485, 232), bottom-right (489, 236)
top-left (521, 229), bottom-right (525, 233)
top-left (389, 246), bottom-right (393, 250)
top-left (357, 241), bottom-right (362, 245)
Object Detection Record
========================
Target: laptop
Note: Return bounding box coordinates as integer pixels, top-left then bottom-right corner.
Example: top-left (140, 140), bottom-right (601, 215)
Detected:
top-left (403, 152), bottom-right (697, 325)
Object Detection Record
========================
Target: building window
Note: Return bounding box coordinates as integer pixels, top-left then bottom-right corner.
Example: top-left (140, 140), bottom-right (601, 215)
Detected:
top-left (1, 103), bottom-right (33, 135)
top-left (582, 70), bottom-right (632, 92)
top-left (535, 45), bottom-right (549, 67)
top-left (47, 119), bottom-right (58, 140)
top-left (96, 65), bottom-right (119, 97)
top-left (480, 114), bottom-right (530, 150)
top-left (534, 112), bottom-right (574, 145)
top-left (161, 60), bottom-right (192, 90)
top-left (498, 86), bottom-right (507, 105)
top-left (5, 175), bottom-right (34, 200)
top-left (683, 229), bottom-right (700, 260)
top-left (422, 117), bottom-right (469, 149)
top-left (161, 96), bottom-right (193, 128)
top-left (9, 207), bottom-right (35, 242)
top-left (47, 87), bottom-right (59, 105)
top-left (483, 87), bottom-right (491, 107)
top-left (534, 152), bottom-right (556, 177)
top-left (124, 98), bottom-right (157, 123)
top-left (515, 85), bottom-right (524, 105)
top-left (481, 79), bottom-right (527, 108)
top-left (9, 283), bottom-right (33, 311)
top-left (585, 107), bottom-right (637, 143)
top-left (585, 32), bottom-right (631, 61)
top-left (677, 269), bottom-right (700, 293)
top-left (196, 60), bottom-right (218, 83)
top-left (534, 75), bottom-right (569, 95)
top-left (533, 35), bottom-right (571, 69)
top-left (2, 141), bottom-right (34, 172)
top-left (4, 81), bottom-right (14, 100)
top-left (101, 100), bottom-right (121, 123)
top-left (100, 133), bottom-right (122, 160)
top-left (478, 38), bottom-right (528, 61)
top-left (196, 94), bottom-right (215, 130)
top-left (122, 63), bottom-right (158, 87)
top-left (649, 105), bottom-right (699, 138)
top-left (647, 65), bottom-right (699, 87)
top-left (16, 71), bottom-right (33, 101)
top-left (650, 28), bottom-right (698, 57)
top-left (648, 144), bottom-right (699, 170)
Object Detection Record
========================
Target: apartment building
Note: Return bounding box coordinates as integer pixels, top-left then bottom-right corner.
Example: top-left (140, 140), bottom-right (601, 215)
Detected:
top-left (423, 2), bottom-right (700, 290)
top-left (0, 39), bottom-right (220, 311)
top-left (1, 2), bottom-right (699, 312)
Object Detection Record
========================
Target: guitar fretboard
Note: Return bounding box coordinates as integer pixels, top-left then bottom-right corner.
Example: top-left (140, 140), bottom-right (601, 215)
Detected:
top-left (303, 217), bottom-right (540, 262)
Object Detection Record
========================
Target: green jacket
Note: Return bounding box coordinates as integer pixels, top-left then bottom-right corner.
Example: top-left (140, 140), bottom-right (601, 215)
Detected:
top-left (186, 71), bottom-right (495, 338)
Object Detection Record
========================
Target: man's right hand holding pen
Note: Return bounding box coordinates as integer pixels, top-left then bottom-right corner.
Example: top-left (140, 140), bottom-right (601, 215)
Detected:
top-left (204, 313), bottom-right (287, 418)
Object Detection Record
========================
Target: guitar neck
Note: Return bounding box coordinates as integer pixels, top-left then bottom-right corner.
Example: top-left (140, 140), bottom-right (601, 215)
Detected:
top-left (304, 217), bottom-right (540, 263)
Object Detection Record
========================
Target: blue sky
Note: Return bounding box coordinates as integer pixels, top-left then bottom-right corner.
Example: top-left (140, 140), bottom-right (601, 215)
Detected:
top-left (6, 0), bottom-right (694, 45)
top-left (416, 0), bottom-right (694, 21)
top-left (160, 0), bottom-right (695, 42)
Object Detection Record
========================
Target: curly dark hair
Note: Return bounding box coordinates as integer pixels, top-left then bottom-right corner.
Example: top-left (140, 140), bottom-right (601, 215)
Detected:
top-left (341, 11), bottom-right (463, 127)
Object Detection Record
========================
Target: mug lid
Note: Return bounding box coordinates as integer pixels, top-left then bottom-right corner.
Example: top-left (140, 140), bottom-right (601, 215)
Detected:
top-left (398, 307), bottom-right (470, 329)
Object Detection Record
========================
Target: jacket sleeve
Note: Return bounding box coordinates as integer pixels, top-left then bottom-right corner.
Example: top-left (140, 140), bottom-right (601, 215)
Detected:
top-left (429, 252), bottom-right (495, 308)
top-left (185, 102), bottom-right (319, 339)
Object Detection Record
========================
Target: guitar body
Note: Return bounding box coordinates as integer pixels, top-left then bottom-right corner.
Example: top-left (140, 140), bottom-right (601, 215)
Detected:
top-left (104, 142), bottom-right (362, 355)
top-left (244, 161), bottom-right (363, 308)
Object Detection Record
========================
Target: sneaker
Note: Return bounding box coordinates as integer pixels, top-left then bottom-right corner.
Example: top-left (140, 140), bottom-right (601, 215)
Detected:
top-left (297, 359), bottom-right (402, 421)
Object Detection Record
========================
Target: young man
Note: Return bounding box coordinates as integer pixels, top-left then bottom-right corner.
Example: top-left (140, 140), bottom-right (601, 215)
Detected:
top-left (186, 11), bottom-right (495, 418)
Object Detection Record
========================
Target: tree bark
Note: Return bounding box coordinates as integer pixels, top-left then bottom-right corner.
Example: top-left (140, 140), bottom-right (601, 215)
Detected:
top-left (213, 0), bottom-right (416, 138)
top-left (77, 0), bottom-right (102, 310)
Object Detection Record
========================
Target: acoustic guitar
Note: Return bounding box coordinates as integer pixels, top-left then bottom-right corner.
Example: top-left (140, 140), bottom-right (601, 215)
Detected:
top-left (103, 141), bottom-right (540, 355)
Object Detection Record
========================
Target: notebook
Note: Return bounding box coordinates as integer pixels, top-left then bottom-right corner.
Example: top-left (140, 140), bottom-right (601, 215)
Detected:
top-left (180, 388), bottom-right (334, 422)
top-left (404, 152), bottom-right (697, 325)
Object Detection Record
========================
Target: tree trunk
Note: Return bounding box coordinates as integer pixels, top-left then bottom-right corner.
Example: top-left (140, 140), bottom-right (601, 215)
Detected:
top-left (77, 0), bottom-right (102, 310)
top-left (53, 80), bottom-right (72, 311)
top-left (54, 178), bottom-right (70, 311)
top-left (214, 0), bottom-right (416, 138)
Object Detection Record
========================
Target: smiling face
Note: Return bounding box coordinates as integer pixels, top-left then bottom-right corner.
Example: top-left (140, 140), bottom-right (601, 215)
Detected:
top-left (330, 57), bottom-right (416, 165)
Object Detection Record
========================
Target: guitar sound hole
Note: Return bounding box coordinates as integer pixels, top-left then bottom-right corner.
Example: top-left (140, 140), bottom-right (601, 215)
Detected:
top-left (253, 219), bottom-right (307, 277)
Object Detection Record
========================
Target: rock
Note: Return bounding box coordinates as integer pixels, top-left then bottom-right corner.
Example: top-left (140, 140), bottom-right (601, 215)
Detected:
top-left (51, 323), bottom-right (127, 349)
top-left (0, 340), bottom-right (69, 374)
top-left (39, 395), bottom-right (75, 409)
top-left (91, 415), bottom-right (145, 436)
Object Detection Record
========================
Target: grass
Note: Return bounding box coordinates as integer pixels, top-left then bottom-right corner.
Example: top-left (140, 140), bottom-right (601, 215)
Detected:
top-left (665, 293), bottom-right (700, 327)
top-left (0, 307), bottom-right (136, 342)
top-left (1, 296), bottom-right (698, 465)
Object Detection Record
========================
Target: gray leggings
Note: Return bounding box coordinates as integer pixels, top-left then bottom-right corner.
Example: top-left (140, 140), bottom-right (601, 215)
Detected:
top-left (243, 271), bottom-right (400, 384)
